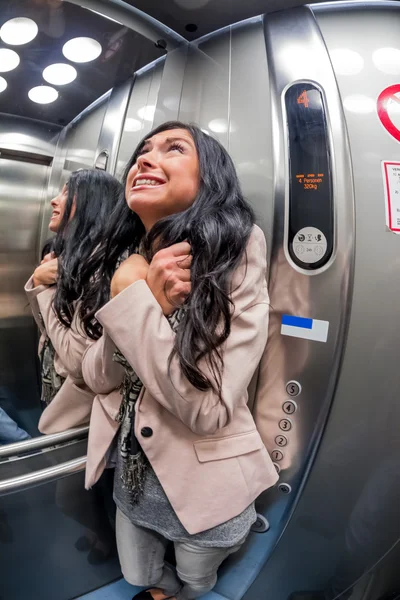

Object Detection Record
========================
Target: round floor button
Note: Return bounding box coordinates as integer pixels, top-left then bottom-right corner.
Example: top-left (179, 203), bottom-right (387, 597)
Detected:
top-left (273, 462), bottom-right (281, 474)
top-left (286, 381), bottom-right (301, 397)
top-left (279, 418), bottom-right (292, 432)
top-left (271, 449), bottom-right (284, 461)
top-left (275, 435), bottom-right (288, 447)
top-left (278, 483), bottom-right (292, 494)
top-left (283, 400), bottom-right (297, 415)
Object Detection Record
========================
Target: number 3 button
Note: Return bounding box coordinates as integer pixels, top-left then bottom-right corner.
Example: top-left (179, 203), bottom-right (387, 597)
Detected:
top-left (279, 418), bottom-right (292, 432)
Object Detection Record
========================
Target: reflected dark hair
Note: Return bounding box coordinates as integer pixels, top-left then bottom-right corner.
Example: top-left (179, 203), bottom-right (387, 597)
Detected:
top-left (52, 169), bottom-right (124, 339)
top-left (41, 238), bottom-right (55, 261)
top-left (93, 121), bottom-right (255, 396)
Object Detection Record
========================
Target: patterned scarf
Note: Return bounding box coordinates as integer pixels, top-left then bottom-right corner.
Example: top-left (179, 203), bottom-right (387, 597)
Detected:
top-left (40, 338), bottom-right (66, 405)
top-left (112, 308), bottom-right (184, 503)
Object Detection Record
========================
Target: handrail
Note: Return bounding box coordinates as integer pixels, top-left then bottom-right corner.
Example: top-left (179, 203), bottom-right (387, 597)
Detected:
top-left (67, 0), bottom-right (186, 51)
top-left (0, 426), bottom-right (89, 459)
top-left (0, 456), bottom-right (87, 496)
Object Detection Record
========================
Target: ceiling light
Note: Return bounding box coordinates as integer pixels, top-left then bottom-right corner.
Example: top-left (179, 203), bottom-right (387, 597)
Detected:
top-left (0, 17), bottom-right (38, 46)
top-left (43, 63), bottom-right (77, 85)
top-left (343, 94), bottom-right (375, 114)
top-left (0, 77), bottom-right (7, 93)
top-left (330, 49), bottom-right (364, 76)
top-left (62, 37), bottom-right (102, 63)
top-left (0, 49), bottom-right (20, 72)
top-left (373, 47), bottom-right (400, 75)
top-left (28, 85), bottom-right (58, 104)
top-left (137, 105), bottom-right (156, 121)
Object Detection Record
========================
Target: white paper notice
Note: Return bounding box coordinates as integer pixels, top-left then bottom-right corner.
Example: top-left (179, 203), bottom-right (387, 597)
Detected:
top-left (382, 161), bottom-right (400, 234)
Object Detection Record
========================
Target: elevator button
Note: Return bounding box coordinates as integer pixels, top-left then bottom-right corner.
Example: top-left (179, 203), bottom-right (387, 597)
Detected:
top-left (283, 400), bottom-right (297, 415)
top-left (286, 381), bottom-right (301, 397)
top-left (292, 227), bottom-right (327, 264)
top-left (278, 483), bottom-right (292, 494)
top-left (271, 449), bottom-right (283, 461)
top-left (273, 463), bottom-right (281, 474)
top-left (279, 419), bottom-right (292, 432)
top-left (275, 435), bottom-right (288, 447)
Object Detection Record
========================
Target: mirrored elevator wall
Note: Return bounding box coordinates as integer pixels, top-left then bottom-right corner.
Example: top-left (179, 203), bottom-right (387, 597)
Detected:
top-left (0, 113), bottom-right (60, 439)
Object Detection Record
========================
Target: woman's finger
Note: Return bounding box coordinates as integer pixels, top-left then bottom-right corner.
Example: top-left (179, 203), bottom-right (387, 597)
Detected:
top-left (176, 254), bottom-right (192, 270)
top-left (168, 242), bottom-right (191, 257)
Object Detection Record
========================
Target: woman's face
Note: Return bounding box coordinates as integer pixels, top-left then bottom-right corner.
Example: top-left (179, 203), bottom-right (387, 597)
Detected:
top-left (49, 183), bottom-right (68, 233)
top-left (125, 128), bottom-right (200, 231)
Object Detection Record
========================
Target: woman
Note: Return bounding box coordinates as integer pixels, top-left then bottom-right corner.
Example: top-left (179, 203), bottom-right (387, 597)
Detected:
top-left (82, 121), bottom-right (278, 600)
top-left (25, 169), bottom-right (124, 433)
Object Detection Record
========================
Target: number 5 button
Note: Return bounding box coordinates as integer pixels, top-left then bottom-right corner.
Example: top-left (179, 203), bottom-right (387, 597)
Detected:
top-left (279, 418), bottom-right (292, 432)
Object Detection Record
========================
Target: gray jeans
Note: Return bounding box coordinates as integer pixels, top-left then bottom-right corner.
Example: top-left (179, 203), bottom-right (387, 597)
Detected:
top-left (116, 508), bottom-right (243, 599)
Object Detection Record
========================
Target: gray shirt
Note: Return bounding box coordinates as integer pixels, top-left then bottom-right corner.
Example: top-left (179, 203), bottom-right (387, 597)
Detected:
top-left (114, 435), bottom-right (256, 548)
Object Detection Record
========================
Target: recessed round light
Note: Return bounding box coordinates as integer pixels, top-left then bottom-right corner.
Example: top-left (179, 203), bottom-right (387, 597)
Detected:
top-left (62, 37), bottom-right (102, 63)
top-left (0, 49), bottom-right (20, 72)
top-left (0, 17), bottom-right (38, 46)
top-left (0, 77), bottom-right (7, 93)
top-left (43, 63), bottom-right (77, 85)
top-left (28, 85), bottom-right (58, 104)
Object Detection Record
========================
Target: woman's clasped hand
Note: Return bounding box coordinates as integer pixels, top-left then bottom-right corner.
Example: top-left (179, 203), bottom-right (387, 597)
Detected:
top-left (111, 242), bottom-right (192, 315)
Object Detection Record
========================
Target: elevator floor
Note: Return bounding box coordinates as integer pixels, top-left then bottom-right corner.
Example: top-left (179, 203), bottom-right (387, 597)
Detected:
top-left (76, 578), bottom-right (226, 600)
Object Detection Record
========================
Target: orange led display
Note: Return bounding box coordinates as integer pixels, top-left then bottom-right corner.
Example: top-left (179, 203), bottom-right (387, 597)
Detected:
top-left (295, 172), bottom-right (325, 191)
top-left (297, 90), bottom-right (309, 108)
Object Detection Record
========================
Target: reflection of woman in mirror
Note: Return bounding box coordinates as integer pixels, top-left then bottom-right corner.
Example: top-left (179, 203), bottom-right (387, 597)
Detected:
top-left (25, 169), bottom-right (123, 434)
top-left (82, 122), bottom-right (278, 600)
top-left (25, 168), bottom-right (124, 565)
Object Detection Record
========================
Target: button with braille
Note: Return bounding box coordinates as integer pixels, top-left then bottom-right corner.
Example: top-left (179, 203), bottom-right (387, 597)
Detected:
top-left (141, 427), bottom-right (153, 438)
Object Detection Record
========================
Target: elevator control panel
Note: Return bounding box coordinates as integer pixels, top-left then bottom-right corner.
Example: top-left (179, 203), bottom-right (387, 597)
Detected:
top-left (285, 83), bottom-right (333, 270)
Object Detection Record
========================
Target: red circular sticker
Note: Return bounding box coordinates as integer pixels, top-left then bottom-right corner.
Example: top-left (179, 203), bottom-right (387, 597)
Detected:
top-left (377, 84), bottom-right (400, 142)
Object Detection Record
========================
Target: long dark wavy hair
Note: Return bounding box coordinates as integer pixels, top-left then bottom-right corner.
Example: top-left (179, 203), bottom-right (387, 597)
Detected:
top-left (88, 121), bottom-right (255, 396)
top-left (52, 169), bottom-right (124, 338)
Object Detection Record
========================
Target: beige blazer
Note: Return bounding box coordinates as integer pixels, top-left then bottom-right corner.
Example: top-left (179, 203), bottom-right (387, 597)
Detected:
top-left (25, 277), bottom-right (95, 433)
top-left (82, 225), bottom-right (278, 535)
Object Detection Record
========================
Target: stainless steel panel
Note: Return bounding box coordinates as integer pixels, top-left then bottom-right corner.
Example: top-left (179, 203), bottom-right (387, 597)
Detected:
top-left (251, 3), bottom-right (400, 598)
top-left (0, 440), bottom-right (118, 600)
top-left (153, 46), bottom-right (188, 127)
top-left (38, 94), bottom-right (110, 253)
top-left (116, 60), bottom-right (165, 178)
top-left (96, 80), bottom-right (133, 176)
top-left (241, 9), bottom-right (355, 600)
top-left (229, 17), bottom-right (275, 266)
top-left (178, 27), bottom-right (231, 152)
top-left (0, 157), bottom-right (49, 441)
top-left (0, 113), bottom-right (60, 158)
top-left (63, 94), bottom-right (110, 174)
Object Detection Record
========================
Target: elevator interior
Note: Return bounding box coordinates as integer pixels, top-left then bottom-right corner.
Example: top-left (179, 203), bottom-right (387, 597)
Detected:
top-left (0, 1), bottom-right (400, 599)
